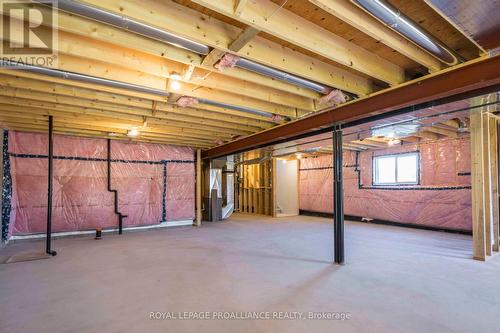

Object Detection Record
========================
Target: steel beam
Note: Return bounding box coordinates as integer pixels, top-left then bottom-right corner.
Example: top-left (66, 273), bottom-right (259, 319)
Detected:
top-left (203, 56), bottom-right (500, 159)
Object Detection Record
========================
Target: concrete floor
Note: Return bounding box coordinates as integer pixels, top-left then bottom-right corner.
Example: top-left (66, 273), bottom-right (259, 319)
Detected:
top-left (1, 213), bottom-right (499, 333)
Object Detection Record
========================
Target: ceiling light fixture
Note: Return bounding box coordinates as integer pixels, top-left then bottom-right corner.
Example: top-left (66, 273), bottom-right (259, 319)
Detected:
top-left (127, 127), bottom-right (139, 137)
top-left (170, 73), bottom-right (182, 91)
top-left (388, 139), bottom-right (401, 146)
top-left (171, 80), bottom-right (181, 91)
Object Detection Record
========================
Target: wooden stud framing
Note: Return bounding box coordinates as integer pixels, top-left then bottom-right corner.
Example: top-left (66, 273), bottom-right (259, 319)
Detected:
top-left (236, 158), bottom-right (273, 215)
top-left (470, 94), bottom-right (500, 261)
top-left (489, 116), bottom-right (499, 252)
top-left (196, 149), bottom-right (202, 226)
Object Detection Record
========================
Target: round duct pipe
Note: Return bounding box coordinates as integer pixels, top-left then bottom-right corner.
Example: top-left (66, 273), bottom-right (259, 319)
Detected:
top-left (351, 0), bottom-right (459, 65)
top-left (42, 1), bottom-right (332, 94)
top-left (197, 98), bottom-right (275, 118)
top-left (1, 60), bottom-right (170, 96)
top-left (52, 0), bottom-right (210, 55)
top-left (235, 58), bottom-right (330, 94)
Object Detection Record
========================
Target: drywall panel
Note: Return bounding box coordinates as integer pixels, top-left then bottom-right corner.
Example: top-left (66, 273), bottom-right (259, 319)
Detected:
top-left (275, 159), bottom-right (299, 216)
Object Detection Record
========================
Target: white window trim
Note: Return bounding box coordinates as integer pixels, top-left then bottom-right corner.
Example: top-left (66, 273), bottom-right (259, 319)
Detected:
top-left (372, 152), bottom-right (420, 186)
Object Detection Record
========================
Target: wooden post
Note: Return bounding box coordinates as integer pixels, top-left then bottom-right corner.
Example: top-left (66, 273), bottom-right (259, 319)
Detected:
top-left (490, 116), bottom-right (499, 252)
top-left (272, 158), bottom-right (277, 217)
top-left (243, 164), bottom-right (248, 213)
top-left (196, 149), bottom-right (202, 226)
top-left (482, 113), bottom-right (492, 256)
top-left (264, 160), bottom-right (269, 215)
top-left (470, 94), bottom-right (500, 260)
top-left (0, 130), bottom-right (3, 244)
top-left (471, 105), bottom-right (486, 260)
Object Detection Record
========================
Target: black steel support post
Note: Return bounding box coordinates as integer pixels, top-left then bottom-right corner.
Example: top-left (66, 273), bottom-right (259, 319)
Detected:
top-left (46, 116), bottom-right (57, 256)
top-left (333, 127), bottom-right (344, 264)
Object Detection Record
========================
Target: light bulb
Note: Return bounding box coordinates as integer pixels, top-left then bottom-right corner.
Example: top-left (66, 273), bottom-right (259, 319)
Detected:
top-left (171, 80), bottom-right (181, 91)
top-left (127, 128), bottom-right (139, 137)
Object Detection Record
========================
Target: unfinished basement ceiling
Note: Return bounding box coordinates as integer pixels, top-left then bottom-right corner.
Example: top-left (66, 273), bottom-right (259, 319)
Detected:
top-left (0, 0), bottom-right (492, 150)
top-left (235, 93), bottom-right (499, 162)
top-left (424, 0), bottom-right (500, 51)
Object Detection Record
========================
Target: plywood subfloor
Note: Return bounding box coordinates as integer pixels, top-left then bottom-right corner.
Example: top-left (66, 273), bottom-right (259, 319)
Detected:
top-left (1, 213), bottom-right (499, 333)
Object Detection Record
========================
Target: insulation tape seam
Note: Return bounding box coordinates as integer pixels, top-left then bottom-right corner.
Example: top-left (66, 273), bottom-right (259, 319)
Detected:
top-left (9, 153), bottom-right (194, 164)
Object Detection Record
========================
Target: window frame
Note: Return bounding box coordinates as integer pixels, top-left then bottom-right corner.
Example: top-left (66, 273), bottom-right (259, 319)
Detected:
top-left (372, 151), bottom-right (420, 186)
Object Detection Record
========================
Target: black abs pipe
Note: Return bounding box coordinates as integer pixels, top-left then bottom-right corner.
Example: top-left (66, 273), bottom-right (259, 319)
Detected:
top-left (107, 139), bottom-right (127, 234)
top-left (333, 127), bottom-right (344, 264)
top-left (46, 116), bottom-right (57, 256)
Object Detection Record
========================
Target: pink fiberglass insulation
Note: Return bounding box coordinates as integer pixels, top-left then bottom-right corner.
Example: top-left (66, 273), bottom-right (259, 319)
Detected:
top-left (299, 137), bottom-right (471, 231)
top-left (8, 131), bottom-right (194, 236)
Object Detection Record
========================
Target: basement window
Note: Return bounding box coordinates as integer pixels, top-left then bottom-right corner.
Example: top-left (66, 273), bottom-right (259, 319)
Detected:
top-left (373, 152), bottom-right (419, 186)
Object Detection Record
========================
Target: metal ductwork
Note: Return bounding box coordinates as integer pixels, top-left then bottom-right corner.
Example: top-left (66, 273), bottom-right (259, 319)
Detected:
top-left (53, 0), bottom-right (210, 55)
top-left (235, 58), bottom-right (330, 94)
top-left (1, 60), bottom-right (170, 96)
top-left (43, 1), bottom-right (331, 94)
top-left (351, 0), bottom-right (460, 65)
top-left (2, 60), bottom-right (277, 118)
top-left (197, 98), bottom-right (275, 118)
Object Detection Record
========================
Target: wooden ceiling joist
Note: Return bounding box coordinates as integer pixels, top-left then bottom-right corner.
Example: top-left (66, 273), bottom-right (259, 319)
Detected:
top-left (234, 0), bottom-right (249, 16)
top-left (0, 93), bottom-right (257, 138)
top-left (0, 72), bottom-right (276, 125)
top-left (204, 56), bottom-right (500, 158)
top-left (422, 126), bottom-right (458, 138)
top-left (309, 0), bottom-right (442, 72)
top-left (0, 115), bottom-right (221, 146)
top-left (17, 5), bottom-right (320, 99)
top-left (3, 11), bottom-right (315, 111)
top-left (72, 0), bottom-right (377, 96)
top-left (0, 109), bottom-right (237, 144)
top-left (414, 131), bottom-right (439, 141)
top-left (191, 0), bottom-right (405, 84)
top-left (6, 51), bottom-right (301, 118)
top-left (2, 125), bottom-right (212, 148)
top-left (0, 0), bottom-right (489, 150)
top-left (0, 96), bottom-right (261, 136)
